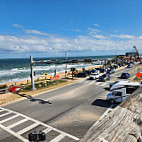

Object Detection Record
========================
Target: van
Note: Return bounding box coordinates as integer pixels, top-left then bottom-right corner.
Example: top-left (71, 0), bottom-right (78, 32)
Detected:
top-left (107, 85), bottom-right (140, 103)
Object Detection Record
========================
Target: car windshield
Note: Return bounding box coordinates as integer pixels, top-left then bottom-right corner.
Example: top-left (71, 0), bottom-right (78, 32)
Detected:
top-left (113, 81), bottom-right (119, 84)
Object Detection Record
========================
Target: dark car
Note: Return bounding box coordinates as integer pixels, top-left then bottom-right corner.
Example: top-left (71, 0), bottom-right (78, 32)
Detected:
top-left (76, 73), bottom-right (87, 77)
top-left (83, 70), bottom-right (91, 76)
top-left (120, 73), bottom-right (130, 79)
top-left (127, 64), bottom-right (132, 68)
top-left (95, 68), bottom-right (106, 73)
top-left (99, 73), bottom-right (110, 81)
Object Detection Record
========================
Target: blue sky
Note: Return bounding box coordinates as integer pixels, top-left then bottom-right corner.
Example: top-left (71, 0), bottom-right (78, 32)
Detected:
top-left (0, 0), bottom-right (142, 58)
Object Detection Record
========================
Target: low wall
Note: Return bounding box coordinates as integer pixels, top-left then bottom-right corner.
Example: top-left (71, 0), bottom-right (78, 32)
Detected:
top-left (80, 87), bottom-right (142, 142)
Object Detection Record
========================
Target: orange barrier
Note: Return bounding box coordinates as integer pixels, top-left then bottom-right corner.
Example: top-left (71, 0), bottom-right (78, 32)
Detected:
top-left (55, 75), bottom-right (60, 80)
top-left (50, 75), bottom-right (60, 80)
top-left (50, 76), bottom-right (53, 80)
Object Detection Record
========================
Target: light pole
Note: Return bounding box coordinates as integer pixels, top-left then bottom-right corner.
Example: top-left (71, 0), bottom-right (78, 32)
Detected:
top-left (30, 55), bottom-right (36, 90)
top-left (65, 50), bottom-right (71, 78)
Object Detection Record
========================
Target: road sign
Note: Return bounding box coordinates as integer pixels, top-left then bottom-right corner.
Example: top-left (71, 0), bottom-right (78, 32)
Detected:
top-left (136, 72), bottom-right (141, 78)
top-left (44, 73), bottom-right (48, 76)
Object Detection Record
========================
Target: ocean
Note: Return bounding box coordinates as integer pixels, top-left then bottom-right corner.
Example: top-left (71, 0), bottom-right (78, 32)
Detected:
top-left (0, 55), bottom-right (114, 84)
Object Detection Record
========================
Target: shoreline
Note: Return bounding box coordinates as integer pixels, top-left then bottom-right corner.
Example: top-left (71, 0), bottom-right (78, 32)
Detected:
top-left (2, 65), bottom-right (103, 87)
top-left (0, 65), bottom-right (102, 106)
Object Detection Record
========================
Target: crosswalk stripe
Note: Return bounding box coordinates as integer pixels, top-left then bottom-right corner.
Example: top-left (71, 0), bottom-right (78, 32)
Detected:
top-left (17, 123), bottom-right (40, 135)
top-left (99, 83), bottom-right (107, 86)
top-left (0, 123), bottom-right (29, 142)
top-left (0, 109), bottom-right (4, 113)
top-left (0, 107), bottom-right (79, 141)
top-left (43, 127), bottom-right (52, 133)
top-left (8, 118), bottom-right (28, 129)
top-left (0, 111), bottom-right (11, 117)
top-left (95, 82), bottom-right (101, 85)
top-left (50, 134), bottom-right (65, 142)
top-left (0, 114), bottom-right (19, 124)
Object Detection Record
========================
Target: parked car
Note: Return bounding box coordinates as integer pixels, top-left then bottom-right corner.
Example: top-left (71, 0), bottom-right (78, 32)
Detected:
top-left (89, 73), bottom-right (100, 80)
top-left (140, 61), bottom-right (142, 64)
top-left (76, 73), bottom-right (87, 77)
top-left (95, 68), bottom-right (106, 73)
top-left (83, 70), bottom-right (91, 76)
top-left (126, 64), bottom-right (132, 68)
top-left (9, 85), bottom-right (20, 93)
top-left (91, 69), bottom-right (100, 74)
top-left (120, 73), bottom-right (130, 79)
top-left (99, 73), bottom-right (110, 81)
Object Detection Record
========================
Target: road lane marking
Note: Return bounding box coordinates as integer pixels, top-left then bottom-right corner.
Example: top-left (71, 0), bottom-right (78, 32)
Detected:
top-left (0, 111), bottom-right (11, 117)
top-left (17, 123), bottom-right (40, 135)
top-left (99, 83), bottom-right (107, 86)
top-left (43, 127), bottom-right (52, 133)
top-left (0, 107), bottom-right (79, 141)
top-left (0, 114), bottom-right (19, 124)
top-left (8, 118), bottom-right (28, 129)
top-left (0, 123), bottom-right (29, 142)
top-left (50, 133), bottom-right (66, 142)
top-left (95, 82), bottom-right (101, 85)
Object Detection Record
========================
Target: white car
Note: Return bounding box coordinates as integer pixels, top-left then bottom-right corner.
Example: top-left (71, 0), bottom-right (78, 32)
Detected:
top-left (89, 73), bottom-right (100, 80)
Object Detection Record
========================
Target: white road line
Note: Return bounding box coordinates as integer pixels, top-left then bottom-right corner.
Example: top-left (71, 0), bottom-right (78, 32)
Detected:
top-left (0, 109), bottom-right (4, 112)
top-left (0, 111), bottom-right (11, 117)
top-left (8, 118), bottom-right (28, 129)
top-left (0, 114), bottom-right (19, 124)
top-left (99, 83), bottom-right (107, 86)
top-left (17, 123), bottom-right (40, 135)
top-left (95, 82), bottom-right (101, 85)
top-left (50, 134), bottom-right (65, 142)
top-left (0, 123), bottom-right (29, 142)
top-left (43, 127), bottom-right (52, 133)
top-left (0, 107), bottom-right (79, 141)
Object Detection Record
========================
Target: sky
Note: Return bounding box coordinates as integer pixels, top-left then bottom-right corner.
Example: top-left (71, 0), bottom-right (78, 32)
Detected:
top-left (0, 0), bottom-right (142, 58)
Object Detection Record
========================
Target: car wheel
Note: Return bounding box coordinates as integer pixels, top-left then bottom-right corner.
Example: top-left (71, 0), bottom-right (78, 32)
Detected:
top-left (110, 99), bottom-right (114, 104)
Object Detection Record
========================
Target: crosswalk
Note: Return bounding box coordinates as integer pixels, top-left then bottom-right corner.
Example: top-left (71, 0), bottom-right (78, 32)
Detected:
top-left (78, 79), bottom-right (109, 87)
top-left (0, 107), bottom-right (79, 142)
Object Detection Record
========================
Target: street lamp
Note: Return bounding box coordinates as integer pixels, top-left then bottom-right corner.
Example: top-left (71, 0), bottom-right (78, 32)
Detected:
top-left (65, 50), bottom-right (71, 78)
top-left (30, 55), bottom-right (36, 90)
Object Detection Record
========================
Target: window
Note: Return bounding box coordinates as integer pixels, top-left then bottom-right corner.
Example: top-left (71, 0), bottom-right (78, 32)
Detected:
top-left (113, 92), bottom-right (122, 96)
top-left (126, 86), bottom-right (139, 94)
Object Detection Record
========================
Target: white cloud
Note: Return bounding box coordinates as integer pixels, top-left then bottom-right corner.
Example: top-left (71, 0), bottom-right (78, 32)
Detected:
top-left (0, 32), bottom-right (142, 56)
top-left (110, 34), bottom-right (135, 39)
top-left (24, 29), bottom-right (50, 36)
top-left (12, 24), bottom-right (24, 28)
top-left (93, 35), bottom-right (108, 39)
top-left (93, 24), bottom-right (99, 27)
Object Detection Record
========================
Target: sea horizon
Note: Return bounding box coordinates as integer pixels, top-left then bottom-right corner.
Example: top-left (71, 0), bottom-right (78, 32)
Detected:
top-left (0, 55), bottom-right (115, 84)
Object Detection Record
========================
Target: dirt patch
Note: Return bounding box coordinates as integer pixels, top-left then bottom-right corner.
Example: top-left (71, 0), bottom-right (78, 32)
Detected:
top-left (0, 79), bottom-right (79, 106)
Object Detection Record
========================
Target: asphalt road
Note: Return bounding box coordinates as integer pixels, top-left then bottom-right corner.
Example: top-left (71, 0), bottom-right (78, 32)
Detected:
top-left (0, 63), bottom-right (142, 142)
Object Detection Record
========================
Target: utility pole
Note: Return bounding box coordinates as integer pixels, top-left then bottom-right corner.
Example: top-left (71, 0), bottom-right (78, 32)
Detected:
top-left (30, 55), bottom-right (36, 90)
top-left (65, 50), bottom-right (71, 78)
